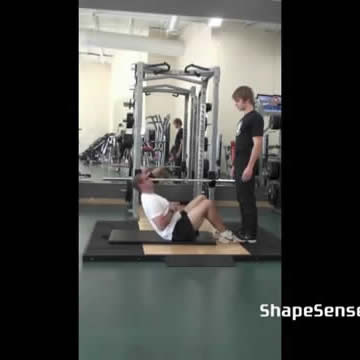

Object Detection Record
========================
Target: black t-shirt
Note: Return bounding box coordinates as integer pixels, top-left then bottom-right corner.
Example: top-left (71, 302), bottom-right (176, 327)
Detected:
top-left (235, 110), bottom-right (264, 164)
top-left (174, 128), bottom-right (183, 152)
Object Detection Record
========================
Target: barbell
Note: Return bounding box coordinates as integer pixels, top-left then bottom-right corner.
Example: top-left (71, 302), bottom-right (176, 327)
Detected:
top-left (103, 177), bottom-right (235, 184)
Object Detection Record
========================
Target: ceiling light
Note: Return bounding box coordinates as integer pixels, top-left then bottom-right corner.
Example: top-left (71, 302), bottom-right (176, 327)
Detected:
top-left (168, 16), bottom-right (178, 32)
top-left (208, 18), bottom-right (223, 27)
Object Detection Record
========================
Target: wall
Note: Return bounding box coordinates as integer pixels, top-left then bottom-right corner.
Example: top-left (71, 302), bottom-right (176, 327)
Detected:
top-left (79, 61), bottom-right (112, 153)
top-left (212, 22), bottom-right (281, 148)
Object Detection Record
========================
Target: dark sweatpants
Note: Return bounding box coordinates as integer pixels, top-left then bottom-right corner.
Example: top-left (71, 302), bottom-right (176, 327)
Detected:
top-left (235, 162), bottom-right (258, 236)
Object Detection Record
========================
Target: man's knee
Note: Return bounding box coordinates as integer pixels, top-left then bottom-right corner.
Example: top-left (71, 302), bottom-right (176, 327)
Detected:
top-left (204, 199), bottom-right (215, 208)
top-left (197, 194), bottom-right (207, 201)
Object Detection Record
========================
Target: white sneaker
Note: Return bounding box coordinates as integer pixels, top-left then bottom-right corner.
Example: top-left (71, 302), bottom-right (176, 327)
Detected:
top-left (213, 230), bottom-right (236, 244)
top-left (217, 236), bottom-right (231, 244)
top-left (219, 230), bottom-right (234, 241)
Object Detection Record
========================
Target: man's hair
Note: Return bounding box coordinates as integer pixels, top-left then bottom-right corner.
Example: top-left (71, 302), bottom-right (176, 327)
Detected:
top-left (132, 174), bottom-right (143, 192)
top-left (173, 118), bottom-right (183, 127)
top-left (232, 86), bottom-right (255, 106)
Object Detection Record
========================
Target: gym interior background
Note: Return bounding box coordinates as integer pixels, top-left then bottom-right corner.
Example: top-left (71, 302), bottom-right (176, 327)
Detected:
top-left (79, 2), bottom-right (281, 359)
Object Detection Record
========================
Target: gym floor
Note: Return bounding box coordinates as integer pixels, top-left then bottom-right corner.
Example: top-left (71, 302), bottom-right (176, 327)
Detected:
top-left (79, 202), bottom-right (281, 360)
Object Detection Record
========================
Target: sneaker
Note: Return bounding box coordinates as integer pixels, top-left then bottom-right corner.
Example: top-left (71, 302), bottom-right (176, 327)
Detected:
top-left (233, 233), bottom-right (257, 244)
top-left (217, 236), bottom-right (231, 244)
top-left (213, 230), bottom-right (231, 244)
top-left (218, 230), bottom-right (234, 240)
top-left (215, 230), bottom-right (240, 244)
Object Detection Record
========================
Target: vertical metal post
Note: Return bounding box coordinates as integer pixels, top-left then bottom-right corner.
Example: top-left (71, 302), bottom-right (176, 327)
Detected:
top-left (182, 94), bottom-right (189, 176)
top-left (131, 62), bottom-right (144, 220)
top-left (189, 91), bottom-right (197, 179)
top-left (209, 67), bottom-right (220, 200)
top-left (188, 87), bottom-right (196, 179)
top-left (194, 81), bottom-right (208, 197)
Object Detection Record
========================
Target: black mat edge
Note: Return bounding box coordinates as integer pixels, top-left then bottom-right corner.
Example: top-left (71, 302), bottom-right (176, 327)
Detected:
top-left (165, 255), bottom-right (235, 267)
top-left (82, 254), bottom-right (281, 262)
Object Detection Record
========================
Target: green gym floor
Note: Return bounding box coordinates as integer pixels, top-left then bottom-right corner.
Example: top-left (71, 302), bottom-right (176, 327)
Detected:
top-left (79, 204), bottom-right (281, 360)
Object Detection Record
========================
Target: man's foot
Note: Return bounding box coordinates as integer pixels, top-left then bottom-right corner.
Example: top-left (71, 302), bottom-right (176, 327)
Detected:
top-left (214, 230), bottom-right (240, 244)
top-left (233, 233), bottom-right (257, 244)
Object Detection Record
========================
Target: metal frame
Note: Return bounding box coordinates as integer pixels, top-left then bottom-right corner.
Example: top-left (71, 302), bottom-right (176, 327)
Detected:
top-left (130, 62), bottom-right (221, 219)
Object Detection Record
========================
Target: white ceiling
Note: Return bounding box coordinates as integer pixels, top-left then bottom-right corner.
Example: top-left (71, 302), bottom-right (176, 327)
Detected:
top-left (79, 9), bottom-right (281, 62)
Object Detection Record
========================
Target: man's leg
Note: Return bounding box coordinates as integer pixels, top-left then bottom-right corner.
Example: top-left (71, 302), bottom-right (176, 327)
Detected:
top-left (183, 195), bottom-right (207, 212)
top-left (241, 175), bottom-right (257, 236)
top-left (235, 165), bottom-right (247, 234)
top-left (174, 155), bottom-right (182, 178)
top-left (237, 175), bottom-right (257, 238)
top-left (187, 200), bottom-right (226, 232)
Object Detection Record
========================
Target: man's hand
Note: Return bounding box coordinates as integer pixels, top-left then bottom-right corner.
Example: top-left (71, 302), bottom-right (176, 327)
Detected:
top-left (169, 202), bottom-right (181, 212)
top-left (241, 166), bottom-right (253, 182)
top-left (231, 166), bottom-right (235, 178)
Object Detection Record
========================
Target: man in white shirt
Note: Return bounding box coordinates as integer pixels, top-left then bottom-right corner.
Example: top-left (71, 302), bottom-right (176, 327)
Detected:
top-left (132, 169), bottom-right (240, 243)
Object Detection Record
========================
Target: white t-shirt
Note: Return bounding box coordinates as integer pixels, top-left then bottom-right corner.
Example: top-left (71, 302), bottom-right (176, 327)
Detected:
top-left (141, 193), bottom-right (181, 241)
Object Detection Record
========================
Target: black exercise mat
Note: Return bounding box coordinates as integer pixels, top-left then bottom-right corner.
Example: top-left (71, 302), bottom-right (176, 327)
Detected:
top-left (83, 221), bottom-right (143, 261)
top-left (109, 230), bottom-right (216, 245)
top-left (165, 255), bottom-right (235, 267)
top-left (225, 222), bottom-right (281, 258)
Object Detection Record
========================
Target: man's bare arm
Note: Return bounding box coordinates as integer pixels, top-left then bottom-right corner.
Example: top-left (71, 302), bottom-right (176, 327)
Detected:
top-left (247, 137), bottom-right (263, 170)
top-left (152, 203), bottom-right (179, 231)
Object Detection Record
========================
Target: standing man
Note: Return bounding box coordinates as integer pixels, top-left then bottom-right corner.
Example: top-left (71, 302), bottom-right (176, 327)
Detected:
top-left (170, 118), bottom-right (183, 178)
top-left (231, 86), bottom-right (264, 243)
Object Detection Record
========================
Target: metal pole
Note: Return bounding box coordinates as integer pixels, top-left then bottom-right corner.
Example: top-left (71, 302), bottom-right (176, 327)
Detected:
top-left (144, 75), bottom-right (203, 85)
top-left (194, 82), bottom-right (208, 197)
top-left (131, 62), bottom-right (144, 220)
top-left (188, 87), bottom-right (196, 179)
top-left (182, 94), bottom-right (189, 177)
top-left (209, 67), bottom-right (220, 200)
top-left (103, 177), bottom-right (235, 183)
top-left (189, 91), bottom-right (198, 179)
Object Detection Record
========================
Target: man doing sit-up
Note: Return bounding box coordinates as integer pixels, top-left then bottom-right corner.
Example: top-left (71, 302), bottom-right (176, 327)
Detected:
top-left (132, 169), bottom-right (240, 243)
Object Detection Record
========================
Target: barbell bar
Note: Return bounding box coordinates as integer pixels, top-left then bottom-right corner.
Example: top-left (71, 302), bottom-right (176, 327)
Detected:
top-left (103, 177), bottom-right (235, 183)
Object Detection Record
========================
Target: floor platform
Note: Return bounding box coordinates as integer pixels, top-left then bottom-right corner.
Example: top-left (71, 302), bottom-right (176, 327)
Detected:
top-left (83, 220), bottom-right (281, 263)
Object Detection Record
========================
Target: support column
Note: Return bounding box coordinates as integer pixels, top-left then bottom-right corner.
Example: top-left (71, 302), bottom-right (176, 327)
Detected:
top-left (209, 67), bottom-right (220, 200)
top-left (194, 82), bottom-right (208, 197)
top-left (131, 62), bottom-right (144, 220)
top-left (182, 94), bottom-right (189, 176)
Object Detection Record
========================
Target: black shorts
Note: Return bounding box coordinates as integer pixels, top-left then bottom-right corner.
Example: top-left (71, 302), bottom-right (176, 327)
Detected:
top-left (172, 210), bottom-right (199, 242)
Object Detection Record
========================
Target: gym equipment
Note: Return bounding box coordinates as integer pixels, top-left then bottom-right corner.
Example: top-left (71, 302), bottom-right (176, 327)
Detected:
top-left (123, 99), bottom-right (135, 109)
top-left (267, 182), bottom-right (281, 208)
top-left (203, 159), bottom-right (209, 178)
top-left (127, 62), bottom-right (221, 218)
top-left (266, 161), bottom-right (280, 180)
top-left (145, 114), bottom-right (171, 167)
top-left (216, 134), bottom-right (222, 171)
top-left (82, 218), bottom-right (281, 263)
top-left (269, 114), bottom-right (281, 130)
top-left (103, 176), bottom-right (235, 184)
top-left (256, 93), bottom-right (281, 205)
top-left (109, 230), bottom-right (216, 244)
top-left (79, 132), bottom-right (120, 164)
